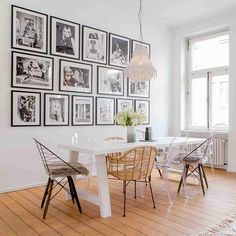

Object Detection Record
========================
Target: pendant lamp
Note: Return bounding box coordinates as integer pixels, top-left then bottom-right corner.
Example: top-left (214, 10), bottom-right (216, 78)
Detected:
top-left (125, 0), bottom-right (157, 81)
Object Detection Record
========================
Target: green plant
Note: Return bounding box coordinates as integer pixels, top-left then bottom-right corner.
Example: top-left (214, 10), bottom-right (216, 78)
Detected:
top-left (115, 109), bottom-right (145, 127)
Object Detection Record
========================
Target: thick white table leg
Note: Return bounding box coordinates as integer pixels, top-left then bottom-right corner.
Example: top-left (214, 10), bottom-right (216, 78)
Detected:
top-left (95, 154), bottom-right (111, 218)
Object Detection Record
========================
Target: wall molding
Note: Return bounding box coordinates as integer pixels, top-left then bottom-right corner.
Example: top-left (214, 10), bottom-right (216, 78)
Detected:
top-left (0, 174), bottom-right (96, 193)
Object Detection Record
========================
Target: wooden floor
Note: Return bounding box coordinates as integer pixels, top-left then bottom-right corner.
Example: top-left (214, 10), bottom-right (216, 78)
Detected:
top-left (0, 169), bottom-right (236, 236)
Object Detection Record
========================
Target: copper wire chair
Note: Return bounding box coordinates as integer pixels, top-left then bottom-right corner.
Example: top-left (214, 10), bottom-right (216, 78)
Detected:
top-left (34, 138), bottom-right (89, 219)
top-left (107, 146), bottom-right (158, 216)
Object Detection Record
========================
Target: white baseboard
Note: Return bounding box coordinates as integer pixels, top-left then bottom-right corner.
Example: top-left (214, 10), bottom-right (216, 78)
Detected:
top-left (0, 181), bottom-right (47, 193)
top-left (0, 174), bottom-right (97, 193)
top-left (226, 168), bottom-right (236, 173)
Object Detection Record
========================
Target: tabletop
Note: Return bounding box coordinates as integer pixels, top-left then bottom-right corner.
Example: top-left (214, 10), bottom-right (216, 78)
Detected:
top-left (58, 137), bottom-right (205, 155)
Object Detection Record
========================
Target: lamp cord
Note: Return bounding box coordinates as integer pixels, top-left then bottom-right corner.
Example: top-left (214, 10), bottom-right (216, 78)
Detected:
top-left (138, 0), bottom-right (143, 42)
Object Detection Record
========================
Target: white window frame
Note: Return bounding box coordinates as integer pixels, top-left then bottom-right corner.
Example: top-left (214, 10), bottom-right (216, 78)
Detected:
top-left (186, 31), bottom-right (229, 131)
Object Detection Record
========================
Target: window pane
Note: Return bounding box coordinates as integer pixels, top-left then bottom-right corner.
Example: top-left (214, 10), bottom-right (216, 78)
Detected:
top-left (211, 74), bottom-right (229, 128)
top-left (191, 34), bottom-right (229, 71)
top-left (191, 77), bottom-right (207, 127)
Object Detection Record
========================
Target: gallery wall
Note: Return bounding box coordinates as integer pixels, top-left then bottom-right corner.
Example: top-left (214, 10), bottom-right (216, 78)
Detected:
top-left (0, 0), bottom-right (172, 192)
top-left (169, 8), bottom-right (236, 172)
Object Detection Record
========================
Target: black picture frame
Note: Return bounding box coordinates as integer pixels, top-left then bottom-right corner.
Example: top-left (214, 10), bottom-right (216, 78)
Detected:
top-left (134, 99), bottom-right (150, 125)
top-left (116, 98), bottom-right (133, 114)
top-left (11, 51), bottom-right (54, 91)
top-left (97, 66), bottom-right (124, 96)
top-left (59, 59), bottom-right (93, 94)
top-left (95, 97), bottom-right (115, 125)
top-left (11, 90), bottom-right (41, 127)
top-left (11, 5), bottom-right (48, 54)
top-left (82, 25), bottom-right (108, 65)
top-left (72, 95), bottom-right (94, 126)
top-left (44, 93), bottom-right (70, 126)
top-left (131, 40), bottom-right (151, 58)
top-left (127, 79), bottom-right (150, 98)
top-left (50, 16), bottom-right (80, 60)
top-left (108, 33), bottom-right (130, 68)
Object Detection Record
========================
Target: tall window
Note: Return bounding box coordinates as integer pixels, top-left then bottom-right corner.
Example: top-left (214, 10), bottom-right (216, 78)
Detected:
top-left (186, 31), bottom-right (229, 130)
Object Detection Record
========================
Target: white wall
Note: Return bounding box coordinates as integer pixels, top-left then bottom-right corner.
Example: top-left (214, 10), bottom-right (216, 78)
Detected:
top-left (170, 9), bottom-right (236, 172)
top-left (0, 0), bottom-right (172, 192)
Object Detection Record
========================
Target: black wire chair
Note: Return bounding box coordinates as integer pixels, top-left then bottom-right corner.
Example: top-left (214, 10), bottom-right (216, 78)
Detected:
top-left (33, 138), bottom-right (89, 219)
top-left (177, 135), bottom-right (214, 196)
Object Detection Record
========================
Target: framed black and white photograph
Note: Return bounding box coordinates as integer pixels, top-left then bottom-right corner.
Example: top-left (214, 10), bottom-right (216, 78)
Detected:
top-left (132, 40), bottom-right (151, 58)
top-left (96, 97), bottom-right (115, 125)
top-left (97, 66), bottom-right (124, 96)
top-left (12, 51), bottom-right (54, 90)
top-left (59, 60), bottom-right (92, 94)
top-left (82, 25), bottom-right (107, 64)
top-left (72, 95), bottom-right (94, 126)
top-left (135, 100), bottom-right (150, 124)
top-left (128, 79), bottom-right (150, 98)
top-left (50, 16), bottom-right (80, 59)
top-left (11, 90), bottom-right (41, 127)
top-left (11, 5), bottom-right (48, 54)
top-left (109, 33), bottom-right (130, 68)
top-left (116, 98), bottom-right (133, 113)
top-left (44, 93), bottom-right (69, 126)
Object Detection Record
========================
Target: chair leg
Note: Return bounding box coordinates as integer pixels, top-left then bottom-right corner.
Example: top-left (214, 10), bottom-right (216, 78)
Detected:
top-left (162, 167), bottom-right (172, 205)
top-left (43, 179), bottom-right (54, 219)
top-left (68, 176), bottom-right (82, 213)
top-left (67, 176), bottom-right (75, 204)
top-left (198, 164), bottom-right (205, 196)
top-left (123, 181), bottom-right (126, 217)
top-left (41, 177), bottom-right (50, 208)
top-left (157, 168), bottom-right (163, 178)
top-left (134, 181), bottom-right (137, 199)
top-left (200, 164), bottom-right (208, 188)
top-left (177, 175), bottom-right (183, 194)
top-left (148, 177), bottom-right (156, 208)
top-left (178, 164), bottom-right (188, 193)
top-left (178, 164), bottom-right (189, 194)
top-left (182, 164), bottom-right (189, 197)
top-left (155, 157), bottom-right (163, 178)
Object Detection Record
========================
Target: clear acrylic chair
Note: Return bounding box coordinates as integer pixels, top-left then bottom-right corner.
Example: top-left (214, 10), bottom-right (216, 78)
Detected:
top-left (104, 136), bottom-right (125, 173)
top-left (104, 136), bottom-right (125, 157)
top-left (154, 136), bottom-right (190, 204)
top-left (33, 138), bottom-right (89, 219)
top-left (71, 131), bottom-right (95, 190)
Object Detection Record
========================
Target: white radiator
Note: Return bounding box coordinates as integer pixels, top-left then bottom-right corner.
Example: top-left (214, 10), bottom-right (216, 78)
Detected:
top-left (186, 138), bottom-right (227, 167)
top-left (206, 138), bottom-right (227, 167)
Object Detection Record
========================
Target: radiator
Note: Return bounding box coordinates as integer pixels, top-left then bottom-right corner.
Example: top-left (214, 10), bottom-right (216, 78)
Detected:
top-left (187, 138), bottom-right (227, 167)
top-left (206, 138), bottom-right (227, 167)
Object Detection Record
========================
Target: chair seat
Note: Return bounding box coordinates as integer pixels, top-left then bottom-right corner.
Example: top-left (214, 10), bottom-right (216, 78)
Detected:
top-left (155, 160), bottom-right (183, 167)
top-left (48, 161), bottom-right (89, 177)
top-left (183, 155), bottom-right (207, 164)
top-left (108, 169), bottom-right (147, 181)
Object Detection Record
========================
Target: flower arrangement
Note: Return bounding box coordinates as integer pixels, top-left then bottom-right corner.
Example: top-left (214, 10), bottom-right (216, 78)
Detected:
top-left (115, 109), bottom-right (145, 127)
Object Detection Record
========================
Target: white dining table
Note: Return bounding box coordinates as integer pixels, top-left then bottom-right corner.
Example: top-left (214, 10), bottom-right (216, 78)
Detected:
top-left (58, 137), bottom-right (205, 218)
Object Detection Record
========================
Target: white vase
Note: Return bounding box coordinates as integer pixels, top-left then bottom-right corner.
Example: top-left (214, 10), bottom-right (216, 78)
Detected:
top-left (127, 126), bottom-right (136, 143)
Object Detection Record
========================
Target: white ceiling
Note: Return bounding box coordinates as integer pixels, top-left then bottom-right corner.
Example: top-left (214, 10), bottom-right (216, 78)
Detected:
top-left (100, 0), bottom-right (236, 27)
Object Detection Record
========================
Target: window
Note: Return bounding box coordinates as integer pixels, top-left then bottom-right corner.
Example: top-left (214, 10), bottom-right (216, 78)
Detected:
top-left (186, 31), bottom-right (229, 130)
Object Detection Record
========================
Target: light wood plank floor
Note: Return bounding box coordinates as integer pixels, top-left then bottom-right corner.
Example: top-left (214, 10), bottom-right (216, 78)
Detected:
top-left (0, 169), bottom-right (236, 236)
